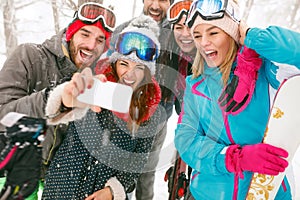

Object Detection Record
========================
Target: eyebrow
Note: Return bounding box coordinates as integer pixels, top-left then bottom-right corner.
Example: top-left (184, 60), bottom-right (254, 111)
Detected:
top-left (79, 27), bottom-right (106, 40)
top-left (194, 25), bottom-right (220, 34)
top-left (119, 60), bottom-right (145, 67)
top-left (206, 25), bottom-right (220, 32)
top-left (80, 27), bottom-right (92, 34)
top-left (119, 60), bottom-right (129, 64)
top-left (175, 23), bottom-right (185, 27)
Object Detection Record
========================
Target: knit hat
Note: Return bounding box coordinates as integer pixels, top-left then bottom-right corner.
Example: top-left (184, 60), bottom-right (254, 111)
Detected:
top-left (190, 0), bottom-right (240, 44)
top-left (66, 20), bottom-right (112, 42)
top-left (109, 15), bottom-right (160, 75)
top-left (65, 3), bottom-right (114, 48)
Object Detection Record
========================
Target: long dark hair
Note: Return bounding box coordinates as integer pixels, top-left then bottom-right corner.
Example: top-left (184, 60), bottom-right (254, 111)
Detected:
top-left (108, 62), bottom-right (157, 126)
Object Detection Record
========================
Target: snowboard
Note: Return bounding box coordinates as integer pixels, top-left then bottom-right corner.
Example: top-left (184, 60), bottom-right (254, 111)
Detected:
top-left (246, 75), bottom-right (300, 199)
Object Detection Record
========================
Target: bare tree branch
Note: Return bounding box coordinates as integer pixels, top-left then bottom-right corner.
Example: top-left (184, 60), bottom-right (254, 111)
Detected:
top-left (242, 0), bottom-right (254, 21)
top-left (51, 0), bottom-right (60, 34)
top-left (132, 0), bottom-right (137, 18)
top-left (2, 0), bottom-right (17, 56)
top-left (62, 0), bottom-right (78, 11)
top-left (14, 0), bottom-right (44, 10)
top-left (78, 0), bottom-right (103, 7)
top-left (289, 0), bottom-right (300, 29)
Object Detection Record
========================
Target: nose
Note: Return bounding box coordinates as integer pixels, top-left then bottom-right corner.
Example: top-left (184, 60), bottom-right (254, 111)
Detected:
top-left (151, 0), bottom-right (160, 9)
top-left (182, 27), bottom-right (192, 37)
top-left (85, 38), bottom-right (98, 50)
top-left (200, 34), bottom-right (211, 47)
top-left (121, 67), bottom-right (136, 79)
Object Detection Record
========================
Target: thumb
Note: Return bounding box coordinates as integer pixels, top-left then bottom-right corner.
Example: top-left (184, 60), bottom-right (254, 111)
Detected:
top-left (90, 106), bottom-right (102, 113)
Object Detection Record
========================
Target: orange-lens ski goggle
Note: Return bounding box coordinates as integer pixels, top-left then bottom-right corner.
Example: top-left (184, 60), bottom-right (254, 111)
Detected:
top-left (75, 2), bottom-right (116, 32)
top-left (167, 0), bottom-right (192, 24)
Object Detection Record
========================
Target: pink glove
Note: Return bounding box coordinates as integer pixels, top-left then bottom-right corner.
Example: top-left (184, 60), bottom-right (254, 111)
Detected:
top-left (225, 143), bottom-right (289, 176)
top-left (218, 46), bottom-right (262, 115)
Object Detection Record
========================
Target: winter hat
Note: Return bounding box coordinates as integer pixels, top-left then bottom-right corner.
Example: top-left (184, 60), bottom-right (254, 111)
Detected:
top-left (190, 0), bottom-right (240, 44)
top-left (66, 20), bottom-right (112, 43)
top-left (65, 3), bottom-right (115, 48)
top-left (109, 15), bottom-right (160, 75)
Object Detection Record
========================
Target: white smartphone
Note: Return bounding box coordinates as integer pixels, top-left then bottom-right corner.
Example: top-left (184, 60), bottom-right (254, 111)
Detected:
top-left (77, 78), bottom-right (133, 113)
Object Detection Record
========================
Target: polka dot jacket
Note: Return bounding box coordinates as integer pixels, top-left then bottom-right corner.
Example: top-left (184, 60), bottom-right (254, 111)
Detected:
top-left (42, 108), bottom-right (162, 199)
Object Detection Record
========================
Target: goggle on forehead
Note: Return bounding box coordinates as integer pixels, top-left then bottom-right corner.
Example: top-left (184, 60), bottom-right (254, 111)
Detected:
top-left (186, 0), bottom-right (240, 28)
top-left (116, 32), bottom-right (160, 62)
top-left (167, 0), bottom-right (192, 24)
top-left (74, 2), bottom-right (116, 32)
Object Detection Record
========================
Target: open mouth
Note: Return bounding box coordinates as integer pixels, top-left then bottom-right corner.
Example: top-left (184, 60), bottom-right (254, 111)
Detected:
top-left (205, 50), bottom-right (217, 58)
top-left (80, 49), bottom-right (93, 61)
top-left (123, 78), bottom-right (135, 86)
top-left (149, 10), bottom-right (161, 20)
top-left (181, 39), bottom-right (193, 44)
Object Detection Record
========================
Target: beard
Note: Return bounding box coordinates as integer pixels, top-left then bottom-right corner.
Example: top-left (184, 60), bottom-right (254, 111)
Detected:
top-left (69, 39), bottom-right (79, 67)
top-left (69, 39), bottom-right (100, 69)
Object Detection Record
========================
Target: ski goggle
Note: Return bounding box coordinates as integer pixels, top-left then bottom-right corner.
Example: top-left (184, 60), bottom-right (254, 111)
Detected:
top-left (116, 32), bottom-right (159, 62)
top-left (74, 2), bottom-right (116, 32)
top-left (167, 0), bottom-right (192, 24)
top-left (186, 0), bottom-right (240, 28)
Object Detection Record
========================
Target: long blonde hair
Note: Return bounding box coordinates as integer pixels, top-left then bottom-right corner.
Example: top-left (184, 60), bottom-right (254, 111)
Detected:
top-left (192, 38), bottom-right (238, 85)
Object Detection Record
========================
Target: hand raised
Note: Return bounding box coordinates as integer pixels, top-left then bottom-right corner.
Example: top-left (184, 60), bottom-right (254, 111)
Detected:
top-left (218, 46), bottom-right (262, 115)
top-left (62, 68), bottom-right (106, 112)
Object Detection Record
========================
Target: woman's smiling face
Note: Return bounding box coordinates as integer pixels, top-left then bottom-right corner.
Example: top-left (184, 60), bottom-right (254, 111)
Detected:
top-left (116, 59), bottom-right (146, 90)
top-left (173, 15), bottom-right (195, 54)
top-left (193, 23), bottom-right (232, 67)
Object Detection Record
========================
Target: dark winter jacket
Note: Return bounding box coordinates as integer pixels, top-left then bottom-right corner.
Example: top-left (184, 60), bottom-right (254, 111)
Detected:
top-left (42, 70), bottom-right (162, 199)
top-left (0, 29), bottom-right (78, 178)
top-left (171, 51), bottom-right (193, 115)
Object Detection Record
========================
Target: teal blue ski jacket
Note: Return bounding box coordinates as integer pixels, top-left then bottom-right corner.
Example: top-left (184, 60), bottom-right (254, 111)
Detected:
top-left (175, 26), bottom-right (300, 200)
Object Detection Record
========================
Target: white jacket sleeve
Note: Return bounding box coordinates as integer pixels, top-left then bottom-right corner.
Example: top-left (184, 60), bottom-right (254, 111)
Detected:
top-left (45, 82), bottom-right (88, 125)
top-left (105, 177), bottom-right (126, 200)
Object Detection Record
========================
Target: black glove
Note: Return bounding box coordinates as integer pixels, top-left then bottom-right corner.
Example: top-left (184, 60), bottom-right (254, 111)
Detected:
top-left (0, 115), bottom-right (46, 200)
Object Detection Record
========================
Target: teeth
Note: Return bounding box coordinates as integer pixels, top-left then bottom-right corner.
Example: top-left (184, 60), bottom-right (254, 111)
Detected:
top-left (181, 40), bottom-right (193, 44)
top-left (149, 11), bottom-right (159, 16)
top-left (81, 50), bottom-right (93, 56)
top-left (205, 50), bottom-right (214, 54)
top-left (124, 78), bottom-right (135, 85)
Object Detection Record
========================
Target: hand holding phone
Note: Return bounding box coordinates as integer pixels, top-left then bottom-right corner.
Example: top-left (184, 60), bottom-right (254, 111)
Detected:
top-left (77, 78), bottom-right (133, 113)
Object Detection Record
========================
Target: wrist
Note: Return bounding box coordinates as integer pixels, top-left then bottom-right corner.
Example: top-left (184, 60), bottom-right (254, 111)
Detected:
top-left (225, 144), bottom-right (241, 173)
top-left (59, 102), bottom-right (72, 113)
top-left (106, 186), bottom-right (114, 200)
top-left (105, 177), bottom-right (126, 200)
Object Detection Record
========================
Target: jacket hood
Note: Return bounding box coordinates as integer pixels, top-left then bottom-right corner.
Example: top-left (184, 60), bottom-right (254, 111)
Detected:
top-left (42, 29), bottom-right (68, 58)
top-left (42, 29), bottom-right (99, 73)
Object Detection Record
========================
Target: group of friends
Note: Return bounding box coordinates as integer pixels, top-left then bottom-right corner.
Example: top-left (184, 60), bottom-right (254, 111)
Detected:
top-left (0, 0), bottom-right (299, 199)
